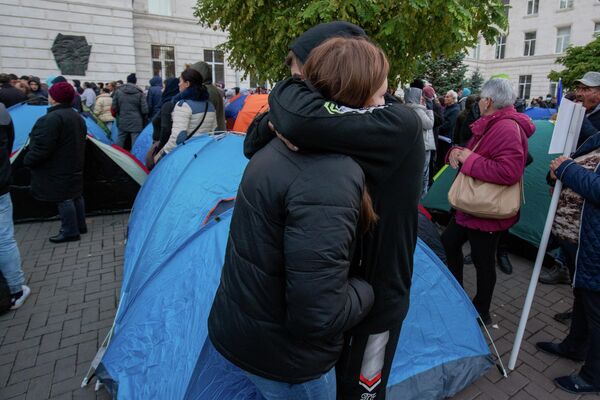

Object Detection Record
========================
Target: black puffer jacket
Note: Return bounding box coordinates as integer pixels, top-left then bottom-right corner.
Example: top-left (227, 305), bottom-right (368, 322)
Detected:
top-left (208, 138), bottom-right (374, 383)
top-left (23, 103), bottom-right (86, 202)
top-left (0, 104), bottom-right (14, 196)
top-left (245, 78), bottom-right (423, 334)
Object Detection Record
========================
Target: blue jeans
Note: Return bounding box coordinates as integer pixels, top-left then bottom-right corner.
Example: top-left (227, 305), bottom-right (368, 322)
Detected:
top-left (0, 193), bottom-right (24, 293)
top-left (246, 366), bottom-right (336, 400)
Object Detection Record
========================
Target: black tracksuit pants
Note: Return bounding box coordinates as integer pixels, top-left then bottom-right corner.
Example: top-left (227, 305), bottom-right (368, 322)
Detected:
top-left (336, 326), bottom-right (402, 399)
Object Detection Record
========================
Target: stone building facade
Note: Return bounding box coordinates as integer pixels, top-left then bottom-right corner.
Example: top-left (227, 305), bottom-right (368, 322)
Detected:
top-left (0, 0), bottom-right (247, 88)
top-left (465, 0), bottom-right (600, 99)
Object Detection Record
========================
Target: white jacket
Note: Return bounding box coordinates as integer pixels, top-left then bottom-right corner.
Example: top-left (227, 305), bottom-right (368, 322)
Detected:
top-left (406, 104), bottom-right (436, 151)
top-left (161, 99), bottom-right (217, 156)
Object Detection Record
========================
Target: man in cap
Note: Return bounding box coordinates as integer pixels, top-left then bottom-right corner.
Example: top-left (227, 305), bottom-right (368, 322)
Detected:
top-left (24, 82), bottom-right (88, 243)
top-left (244, 21), bottom-right (423, 399)
top-left (576, 71), bottom-right (600, 134)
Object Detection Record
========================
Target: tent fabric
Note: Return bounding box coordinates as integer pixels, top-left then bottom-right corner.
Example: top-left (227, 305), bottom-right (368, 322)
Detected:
top-left (7, 104), bottom-right (147, 221)
top-left (97, 133), bottom-right (491, 399)
top-left (232, 94), bottom-right (269, 133)
top-left (421, 120), bottom-right (559, 247)
top-left (130, 123), bottom-right (153, 165)
top-left (524, 107), bottom-right (557, 121)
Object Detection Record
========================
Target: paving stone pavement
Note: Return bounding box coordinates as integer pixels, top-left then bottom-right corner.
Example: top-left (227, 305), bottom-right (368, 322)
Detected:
top-left (0, 214), bottom-right (598, 399)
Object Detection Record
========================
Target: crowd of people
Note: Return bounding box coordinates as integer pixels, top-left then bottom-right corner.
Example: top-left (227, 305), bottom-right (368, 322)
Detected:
top-left (1, 19), bottom-right (600, 399)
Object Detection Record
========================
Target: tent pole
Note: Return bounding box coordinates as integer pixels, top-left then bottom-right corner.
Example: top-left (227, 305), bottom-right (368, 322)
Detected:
top-left (508, 103), bottom-right (583, 370)
top-left (508, 183), bottom-right (562, 370)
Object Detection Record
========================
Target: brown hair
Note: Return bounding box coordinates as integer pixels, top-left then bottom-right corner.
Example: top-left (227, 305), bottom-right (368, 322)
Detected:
top-left (360, 188), bottom-right (379, 234)
top-left (303, 37), bottom-right (389, 108)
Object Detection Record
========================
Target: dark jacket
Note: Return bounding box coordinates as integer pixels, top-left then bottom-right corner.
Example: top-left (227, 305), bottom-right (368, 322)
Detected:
top-left (193, 62), bottom-right (226, 131)
top-left (147, 76), bottom-right (163, 119)
top-left (454, 103), bottom-right (480, 146)
top-left (151, 102), bottom-right (175, 149)
top-left (438, 102), bottom-right (460, 140)
top-left (112, 83), bottom-right (148, 133)
top-left (0, 84), bottom-right (27, 108)
top-left (208, 138), bottom-right (374, 383)
top-left (0, 104), bottom-right (14, 196)
top-left (23, 103), bottom-right (86, 202)
top-left (244, 78), bottom-right (423, 334)
top-left (555, 131), bottom-right (600, 292)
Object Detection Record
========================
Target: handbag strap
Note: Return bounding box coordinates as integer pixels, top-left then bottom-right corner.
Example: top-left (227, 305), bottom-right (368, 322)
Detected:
top-left (185, 101), bottom-right (209, 141)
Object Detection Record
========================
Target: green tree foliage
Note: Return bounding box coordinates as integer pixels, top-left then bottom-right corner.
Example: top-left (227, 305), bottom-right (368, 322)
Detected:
top-left (548, 36), bottom-right (600, 89)
top-left (414, 53), bottom-right (468, 94)
top-left (467, 68), bottom-right (484, 93)
top-left (194, 0), bottom-right (507, 84)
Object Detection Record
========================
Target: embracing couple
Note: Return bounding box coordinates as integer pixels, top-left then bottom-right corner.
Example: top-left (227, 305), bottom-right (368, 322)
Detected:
top-left (205, 22), bottom-right (424, 400)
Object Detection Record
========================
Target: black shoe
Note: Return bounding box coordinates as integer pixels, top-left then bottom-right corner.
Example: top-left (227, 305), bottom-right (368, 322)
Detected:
top-left (464, 254), bottom-right (473, 264)
top-left (49, 233), bottom-right (80, 243)
top-left (536, 342), bottom-right (585, 362)
top-left (497, 252), bottom-right (513, 275)
top-left (477, 312), bottom-right (493, 326)
top-left (539, 263), bottom-right (571, 285)
top-left (79, 227), bottom-right (88, 234)
top-left (554, 375), bottom-right (600, 394)
top-left (554, 311), bottom-right (572, 325)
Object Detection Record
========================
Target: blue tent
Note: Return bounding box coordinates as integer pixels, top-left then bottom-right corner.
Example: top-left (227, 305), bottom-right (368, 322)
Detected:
top-left (8, 103), bottom-right (146, 221)
top-left (130, 123), bottom-right (153, 164)
top-left (524, 107), bottom-right (557, 120)
top-left (93, 134), bottom-right (492, 399)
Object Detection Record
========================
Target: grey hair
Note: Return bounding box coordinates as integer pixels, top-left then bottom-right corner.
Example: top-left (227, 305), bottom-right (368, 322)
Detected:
top-left (480, 78), bottom-right (517, 109)
top-left (446, 90), bottom-right (458, 100)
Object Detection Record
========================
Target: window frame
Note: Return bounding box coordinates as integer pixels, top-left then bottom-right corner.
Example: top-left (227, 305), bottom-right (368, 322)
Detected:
top-left (594, 21), bottom-right (600, 37)
top-left (523, 31), bottom-right (537, 56)
top-left (495, 35), bottom-right (507, 59)
top-left (519, 75), bottom-right (532, 99)
top-left (555, 26), bottom-right (571, 53)
top-left (151, 45), bottom-right (176, 80)
top-left (148, 0), bottom-right (172, 16)
top-left (204, 49), bottom-right (225, 85)
top-left (558, 0), bottom-right (574, 9)
top-left (526, 0), bottom-right (539, 15)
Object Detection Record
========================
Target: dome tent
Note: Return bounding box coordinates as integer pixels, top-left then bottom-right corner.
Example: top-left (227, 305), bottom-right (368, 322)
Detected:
top-left (8, 103), bottom-right (147, 221)
top-left (86, 133), bottom-right (493, 399)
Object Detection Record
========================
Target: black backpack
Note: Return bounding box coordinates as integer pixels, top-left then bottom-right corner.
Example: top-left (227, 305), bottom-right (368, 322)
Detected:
top-left (0, 271), bottom-right (12, 314)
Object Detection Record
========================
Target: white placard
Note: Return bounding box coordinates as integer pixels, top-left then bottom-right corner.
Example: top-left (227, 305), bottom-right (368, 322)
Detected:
top-left (549, 99), bottom-right (575, 154)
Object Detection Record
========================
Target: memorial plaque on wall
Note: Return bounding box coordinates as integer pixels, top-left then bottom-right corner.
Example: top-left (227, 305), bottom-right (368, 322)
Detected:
top-left (51, 33), bottom-right (92, 76)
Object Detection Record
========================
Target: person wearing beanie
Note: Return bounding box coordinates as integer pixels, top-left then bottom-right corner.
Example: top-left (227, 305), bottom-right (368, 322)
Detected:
top-left (241, 22), bottom-right (423, 399)
top-left (112, 73), bottom-right (148, 149)
top-left (190, 61), bottom-right (226, 131)
top-left (23, 82), bottom-right (88, 243)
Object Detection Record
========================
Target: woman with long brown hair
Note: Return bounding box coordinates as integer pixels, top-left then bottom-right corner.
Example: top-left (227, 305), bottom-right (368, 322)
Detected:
top-left (206, 37), bottom-right (388, 400)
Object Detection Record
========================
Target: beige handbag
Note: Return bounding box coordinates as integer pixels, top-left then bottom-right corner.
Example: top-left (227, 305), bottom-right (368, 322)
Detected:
top-left (448, 122), bottom-right (524, 219)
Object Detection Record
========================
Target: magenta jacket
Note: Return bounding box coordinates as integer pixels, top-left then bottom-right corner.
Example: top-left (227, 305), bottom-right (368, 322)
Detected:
top-left (448, 106), bottom-right (536, 232)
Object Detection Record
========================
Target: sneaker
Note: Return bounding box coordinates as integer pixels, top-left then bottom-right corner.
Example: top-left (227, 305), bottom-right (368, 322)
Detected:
top-left (539, 263), bottom-right (571, 285)
top-left (554, 311), bottom-right (572, 325)
top-left (497, 252), bottom-right (513, 275)
top-left (477, 312), bottom-right (493, 326)
top-left (10, 285), bottom-right (31, 310)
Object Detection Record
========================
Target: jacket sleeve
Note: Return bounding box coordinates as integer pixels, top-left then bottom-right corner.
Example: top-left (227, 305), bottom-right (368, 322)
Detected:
top-left (161, 102), bottom-right (190, 154)
top-left (283, 165), bottom-right (374, 339)
top-left (140, 93), bottom-right (149, 116)
top-left (244, 111), bottom-right (275, 158)
top-left (557, 160), bottom-right (600, 206)
top-left (111, 93), bottom-right (119, 116)
top-left (268, 78), bottom-right (420, 170)
top-left (460, 121), bottom-right (525, 185)
top-left (423, 109), bottom-right (435, 131)
top-left (23, 117), bottom-right (59, 167)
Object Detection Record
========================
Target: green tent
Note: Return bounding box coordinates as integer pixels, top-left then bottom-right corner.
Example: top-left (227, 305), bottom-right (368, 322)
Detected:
top-left (422, 120), bottom-right (560, 247)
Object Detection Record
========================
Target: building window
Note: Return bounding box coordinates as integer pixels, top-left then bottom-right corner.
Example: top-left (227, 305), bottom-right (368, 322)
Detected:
top-left (204, 49), bottom-right (225, 84)
top-left (148, 0), bottom-right (171, 16)
top-left (527, 0), bottom-right (539, 14)
top-left (559, 0), bottom-right (573, 9)
top-left (555, 27), bottom-right (571, 53)
top-left (549, 82), bottom-right (558, 97)
top-left (503, 0), bottom-right (510, 17)
top-left (594, 22), bottom-right (600, 37)
top-left (524, 32), bottom-right (536, 56)
top-left (151, 45), bottom-right (175, 79)
top-left (495, 35), bottom-right (506, 59)
top-left (519, 75), bottom-right (532, 99)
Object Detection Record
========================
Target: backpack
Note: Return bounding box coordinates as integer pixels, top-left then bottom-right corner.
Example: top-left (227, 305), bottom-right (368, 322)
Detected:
top-left (0, 271), bottom-right (12, 314)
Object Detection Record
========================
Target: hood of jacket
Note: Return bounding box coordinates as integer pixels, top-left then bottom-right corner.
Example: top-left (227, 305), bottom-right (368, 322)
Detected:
top-left (404, 87), bottom-right (423, 105)
top-left (471, 105), bottom-right (535, 140)
top-left (191, 61), bottom-right (212, 85)
top-left (149, 76), bottom-right (163, 87)
top-left (121, 83), bottom-right (142, 95)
